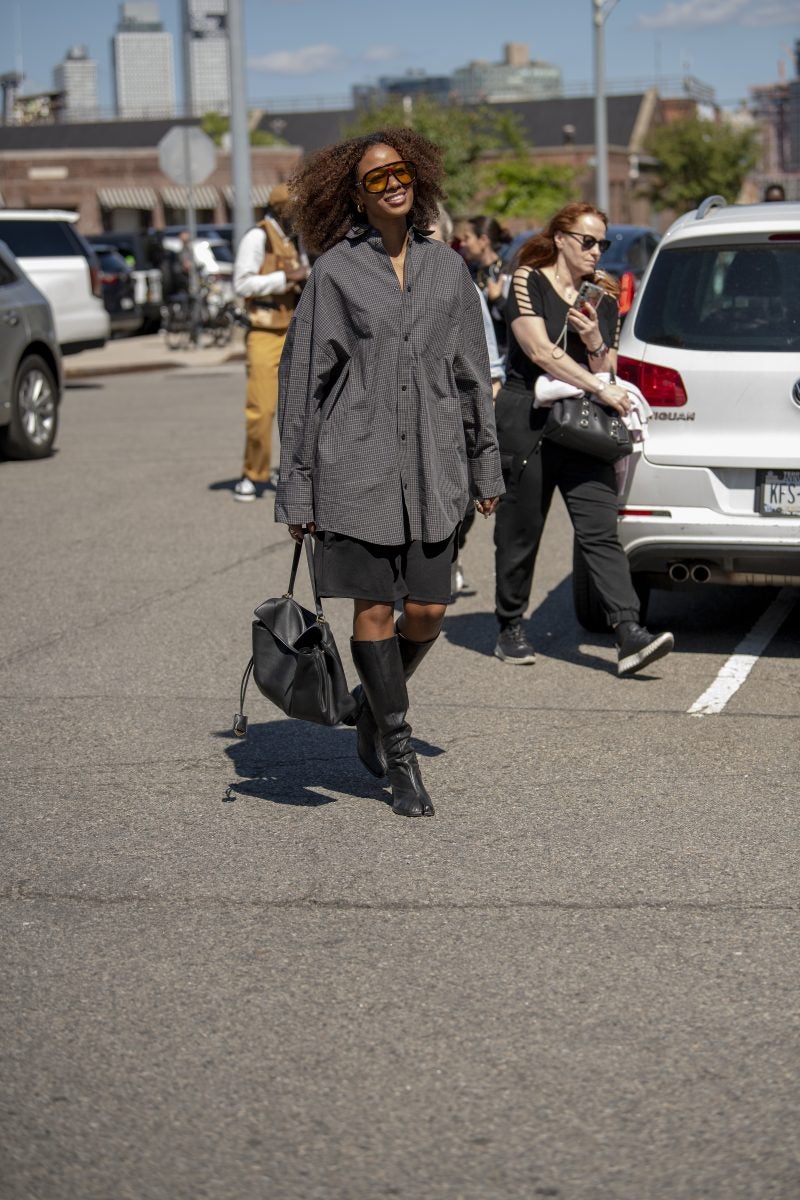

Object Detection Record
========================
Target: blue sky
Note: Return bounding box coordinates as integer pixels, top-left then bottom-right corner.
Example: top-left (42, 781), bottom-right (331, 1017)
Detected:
top-left (6, 0), bottom-right (798, 114)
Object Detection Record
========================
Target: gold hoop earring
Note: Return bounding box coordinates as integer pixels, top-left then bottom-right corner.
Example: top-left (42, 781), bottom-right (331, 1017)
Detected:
top-left (356, 202), bottom-right (364, 213)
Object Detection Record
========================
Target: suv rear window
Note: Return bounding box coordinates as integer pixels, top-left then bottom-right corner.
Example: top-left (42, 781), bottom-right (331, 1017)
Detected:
top-left (634, 242), bottom-right (800, 352)
top-left (0, 219), bottom-right (84, 258)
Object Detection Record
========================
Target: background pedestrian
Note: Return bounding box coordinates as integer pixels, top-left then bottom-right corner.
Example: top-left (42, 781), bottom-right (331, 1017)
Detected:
top-left (492, 201), bottom-right (673, 676)
top-left (232, 185), bottom-right (309, 502)
top-left (430, 205), bottom-right (506, 599)
top-left (457, 215), bottom-right (513, 354)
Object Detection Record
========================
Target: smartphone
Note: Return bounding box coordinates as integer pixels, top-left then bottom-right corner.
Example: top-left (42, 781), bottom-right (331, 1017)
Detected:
top-left (573, 281), bottom-right (605, 312)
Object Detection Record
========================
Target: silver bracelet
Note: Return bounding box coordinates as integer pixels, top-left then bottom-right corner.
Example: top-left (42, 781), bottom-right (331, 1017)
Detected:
top-left (587, 342), bottom-right (607, 359)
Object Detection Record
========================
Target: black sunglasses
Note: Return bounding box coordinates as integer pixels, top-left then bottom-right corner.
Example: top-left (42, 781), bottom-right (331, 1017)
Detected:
top-left (564, 230), bottom-right (611, 253)
top-left (359, 160), bottom-right (416, 194)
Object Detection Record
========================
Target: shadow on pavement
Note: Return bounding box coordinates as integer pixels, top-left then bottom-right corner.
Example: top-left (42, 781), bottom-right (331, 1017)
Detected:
top-left (444, 578), bottom-right (617, 674)
top-left (207, 477), bottom-right (277, 495)
top-left (218, 718), bottom-right (443, 809)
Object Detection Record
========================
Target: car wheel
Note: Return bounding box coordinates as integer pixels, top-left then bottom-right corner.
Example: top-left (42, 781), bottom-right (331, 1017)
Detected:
top-left (572, 538), bottom-right (607, 633)
top-left (2, 354), bottom-right (59, 460)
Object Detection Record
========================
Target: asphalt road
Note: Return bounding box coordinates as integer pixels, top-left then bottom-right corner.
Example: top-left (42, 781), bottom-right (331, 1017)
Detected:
top-left (2, 366), bottom-right (798, 1200)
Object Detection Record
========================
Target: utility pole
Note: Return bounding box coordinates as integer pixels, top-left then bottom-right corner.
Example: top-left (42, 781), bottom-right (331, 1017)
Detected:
top-left (593, 0), bottom-right (619, 214)
top-left (228, 0), bottom-right (252, 253)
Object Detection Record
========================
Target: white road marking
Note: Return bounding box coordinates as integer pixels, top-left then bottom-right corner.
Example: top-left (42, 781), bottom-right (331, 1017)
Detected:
top-left (688, 587), bottom-right (797, 717)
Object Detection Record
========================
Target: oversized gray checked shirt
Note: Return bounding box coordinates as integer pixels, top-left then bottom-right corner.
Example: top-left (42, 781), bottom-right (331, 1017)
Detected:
top-left (274, 225), bottom-right (504, 545)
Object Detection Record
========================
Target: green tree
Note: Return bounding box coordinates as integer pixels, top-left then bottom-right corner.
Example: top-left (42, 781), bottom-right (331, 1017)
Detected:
top-left (344, 96), bottom-right (565, 216)
top-left (200, 111), bottom-right (286, 147)
top-left (479, 158), bottom-right (577, 222)
top-left (643, 115), bottom-right (760, 212)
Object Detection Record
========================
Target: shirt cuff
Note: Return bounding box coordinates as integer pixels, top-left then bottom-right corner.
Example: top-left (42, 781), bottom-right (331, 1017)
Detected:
top-left (274, 479), bottom-right (314, 525)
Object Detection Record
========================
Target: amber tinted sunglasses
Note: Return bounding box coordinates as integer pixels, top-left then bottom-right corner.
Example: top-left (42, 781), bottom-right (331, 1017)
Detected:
top-left (359, 160), bottom-right (416, 194)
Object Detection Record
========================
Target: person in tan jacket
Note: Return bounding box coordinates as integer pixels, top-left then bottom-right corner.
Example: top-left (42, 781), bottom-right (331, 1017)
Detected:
top-left (232, 185), bottom-right (309, 501)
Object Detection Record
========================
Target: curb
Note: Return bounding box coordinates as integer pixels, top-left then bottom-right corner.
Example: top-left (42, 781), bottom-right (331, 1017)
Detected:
top-left (64, 348), bottom-right (246, 381)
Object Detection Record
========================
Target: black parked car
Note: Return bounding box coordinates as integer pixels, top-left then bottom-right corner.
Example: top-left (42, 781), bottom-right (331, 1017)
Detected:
top-left (90, 243), bottom-right (143, 336)
top-left (597, 225), bottom-right (660, 318)
top-left (87, 232), bottom-right (164, 332)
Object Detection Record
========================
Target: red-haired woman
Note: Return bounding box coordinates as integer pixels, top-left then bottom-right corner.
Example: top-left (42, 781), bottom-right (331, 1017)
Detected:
top-left (275, 130), bottom-right (503, 817)
top-left (492, 202), bottom-right (673, 676)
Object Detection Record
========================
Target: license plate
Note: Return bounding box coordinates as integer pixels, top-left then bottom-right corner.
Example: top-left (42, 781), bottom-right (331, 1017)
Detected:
top-left (759, 469), bottom-right (800, 516)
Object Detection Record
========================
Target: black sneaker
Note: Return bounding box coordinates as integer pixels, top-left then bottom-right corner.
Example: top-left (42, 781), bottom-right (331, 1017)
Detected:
top-left (494, 621), bottom-right (536, 665)
top-left (615, 621), bottom-right (674, 676)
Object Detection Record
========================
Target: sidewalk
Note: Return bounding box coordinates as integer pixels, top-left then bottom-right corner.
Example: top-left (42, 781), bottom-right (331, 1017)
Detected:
top-left (63, 327), bottom-right (247, 379)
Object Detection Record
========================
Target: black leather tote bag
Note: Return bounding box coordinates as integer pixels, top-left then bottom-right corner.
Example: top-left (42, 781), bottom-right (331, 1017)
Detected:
top-left (542, 393), bottom-right (632, 463)
top-left (233, 535), bottom-right (357, 736)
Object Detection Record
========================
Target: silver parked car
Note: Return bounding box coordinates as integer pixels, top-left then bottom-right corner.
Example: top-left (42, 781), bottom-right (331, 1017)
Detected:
top-left (0, 240), bottom-right (63, 459)
top-left (572, 196), bottom-right (800, 628)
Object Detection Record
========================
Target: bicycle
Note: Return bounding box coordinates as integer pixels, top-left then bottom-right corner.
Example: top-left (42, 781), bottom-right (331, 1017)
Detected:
top-left (160, 282), bottom-right (236, 349)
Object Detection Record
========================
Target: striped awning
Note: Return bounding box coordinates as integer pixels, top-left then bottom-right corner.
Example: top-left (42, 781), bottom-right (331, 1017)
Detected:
top-left (97, 186), bottom-right (157, 209)
top-left (223, 183), bottom-right (274, 206)
top-left (161, 185), bottom-right (219, 209)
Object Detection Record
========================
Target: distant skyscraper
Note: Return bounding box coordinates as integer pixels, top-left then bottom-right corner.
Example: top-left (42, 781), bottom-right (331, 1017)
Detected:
top-left (112, 2), bottom-right (176, 119)
top-left (451, 43), bottom-right (562, 103)
top-left (53, 46), bottom-right (98, 122)
top-left (182, 0), bottom-right (230, 116)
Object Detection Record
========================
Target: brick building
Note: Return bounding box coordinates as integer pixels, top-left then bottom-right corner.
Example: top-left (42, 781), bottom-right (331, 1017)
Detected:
top-left (0, 90), bottom-right (698, 234)
top-left (0, 118), bottom-right (302, 234)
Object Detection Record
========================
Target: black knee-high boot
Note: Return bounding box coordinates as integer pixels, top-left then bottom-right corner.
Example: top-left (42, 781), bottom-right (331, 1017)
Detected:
top-left (352, 626), bottom-right (438, 778)
top-left (350, 636), bottom-right (435, 818)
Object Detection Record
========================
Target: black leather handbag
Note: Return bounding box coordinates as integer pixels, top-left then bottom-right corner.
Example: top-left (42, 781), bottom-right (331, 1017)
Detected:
top-left (233, 535), bottom-right (357, 736)
top-left (542, 392), bottom-right (633, 463)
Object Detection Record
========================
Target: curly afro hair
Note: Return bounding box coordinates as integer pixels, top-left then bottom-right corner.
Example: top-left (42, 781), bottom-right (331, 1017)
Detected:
top-left (285, 128), bottom-right (446, 257)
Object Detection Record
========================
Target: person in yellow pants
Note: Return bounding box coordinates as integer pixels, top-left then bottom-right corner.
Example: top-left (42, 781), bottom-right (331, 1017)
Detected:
top-left (233, 189), bottom-right (309, 501)
top-left (240, 326), bottom-right (286, 495)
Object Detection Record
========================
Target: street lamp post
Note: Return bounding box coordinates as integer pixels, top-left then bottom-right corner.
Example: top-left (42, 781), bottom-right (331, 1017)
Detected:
top-left (593, 0), bottom-right (619, 214)
top-left (228, 0), bottom-right (252, 253)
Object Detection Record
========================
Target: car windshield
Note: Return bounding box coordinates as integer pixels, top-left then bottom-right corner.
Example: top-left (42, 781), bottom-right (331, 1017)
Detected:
top-left (634, 242), bottom-right (800, 352)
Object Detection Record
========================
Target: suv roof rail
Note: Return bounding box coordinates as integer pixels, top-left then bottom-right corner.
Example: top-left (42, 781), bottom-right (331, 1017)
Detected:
top-left (695, 195), bottom-right (727, 221)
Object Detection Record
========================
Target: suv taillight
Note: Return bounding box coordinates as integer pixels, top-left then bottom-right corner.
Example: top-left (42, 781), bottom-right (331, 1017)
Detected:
top-left (89, 262), bottom-right (103, 299)
top-left (618, 270), bottom-right (636, 315)
top-left (617, 355), bottom-right (687, 407)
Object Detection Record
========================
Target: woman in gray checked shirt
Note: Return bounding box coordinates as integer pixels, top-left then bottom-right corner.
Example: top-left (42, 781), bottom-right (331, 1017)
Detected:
top-left (275, 129), bottom-right (504, 819)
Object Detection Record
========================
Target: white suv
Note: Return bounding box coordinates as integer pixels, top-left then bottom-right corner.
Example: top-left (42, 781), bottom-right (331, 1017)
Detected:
top-left (0, 210), bottom-right (109, 355)
top-left (573, 196), bottom-right (800, 627)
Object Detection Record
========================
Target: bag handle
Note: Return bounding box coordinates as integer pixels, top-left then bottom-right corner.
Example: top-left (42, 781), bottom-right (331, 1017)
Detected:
top-left (303, 533), bottom-right (326, 623)
top-left (285, 534), bottom-right (325, 621)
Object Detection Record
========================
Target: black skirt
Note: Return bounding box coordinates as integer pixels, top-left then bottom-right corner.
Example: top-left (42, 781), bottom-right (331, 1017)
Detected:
top-left (314, 528), bottom-right (458, 605)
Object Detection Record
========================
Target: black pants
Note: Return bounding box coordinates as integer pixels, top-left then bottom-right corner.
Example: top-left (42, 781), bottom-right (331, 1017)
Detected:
top-left (493, 382), bottom-right (640, 629)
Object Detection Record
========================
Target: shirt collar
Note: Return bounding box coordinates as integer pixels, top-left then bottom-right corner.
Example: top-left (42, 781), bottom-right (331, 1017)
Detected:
top-left (346, 223), bottom-right (419, 247)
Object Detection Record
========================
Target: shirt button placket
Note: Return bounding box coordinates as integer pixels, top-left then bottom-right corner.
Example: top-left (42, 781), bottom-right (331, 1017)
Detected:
top-left (399, 270), bottom-right (412, 499)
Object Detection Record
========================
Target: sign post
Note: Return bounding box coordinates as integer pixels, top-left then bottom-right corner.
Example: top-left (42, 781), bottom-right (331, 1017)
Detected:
top-left (158, 126), bottom-right (217, 341)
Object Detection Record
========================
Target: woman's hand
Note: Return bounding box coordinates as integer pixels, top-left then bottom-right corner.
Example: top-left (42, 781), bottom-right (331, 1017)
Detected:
top-left (476, 497), bottom-right (499, 518)
top-left (288, 522), bottom-right (316, 543)
top-left (594, 383), bottom-right (632, 415)
top-left (567, 303), bottom-right (601, 345)
top-left (484, 275), bottom-right (506, 304)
